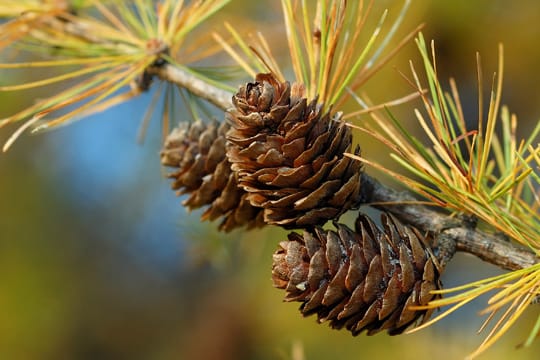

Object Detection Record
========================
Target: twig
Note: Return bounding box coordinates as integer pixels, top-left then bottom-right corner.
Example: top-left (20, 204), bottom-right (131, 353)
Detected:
top-left (360, 175), bottom-right (539, 271)
top-left (149, 64), bottom-right (232, 111)
top-left (157, 63), bottom-right (539, 272)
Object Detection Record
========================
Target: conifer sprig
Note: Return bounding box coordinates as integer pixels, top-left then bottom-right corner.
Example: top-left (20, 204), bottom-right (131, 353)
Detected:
top-left (348, 33), bottom-right (540, 250)
top-left (408, 263), bottom-right (540, 359)
top-left (347, 32), bottom-right (540, 357)
top-left (0, 0), bottom-right (231, 150)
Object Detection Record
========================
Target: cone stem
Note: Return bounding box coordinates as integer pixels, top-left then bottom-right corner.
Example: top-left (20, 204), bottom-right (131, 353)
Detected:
top-left (150, 63), bottom-right (233, 111)
top-left (155, 62), bottom-right (538, 271)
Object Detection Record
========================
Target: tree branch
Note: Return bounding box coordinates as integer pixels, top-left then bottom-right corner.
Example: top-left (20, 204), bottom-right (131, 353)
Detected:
top-left (156, 63), bottom-right (539, 272)
top-left (360, 175), bottom-right (538, 271)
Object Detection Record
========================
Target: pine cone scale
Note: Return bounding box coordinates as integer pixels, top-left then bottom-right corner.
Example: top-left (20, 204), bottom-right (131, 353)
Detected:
top-left (265, 190), bottom-right (308, 207)
top-left (302, 281), bottom-right (328, 314)
top-left (322, 260), bottom-right (350, 306)
top-left (379, 274), bottom-right (402, 319)
top-left (298, 159), bottom-right (336, 188)
top-left (344, 244), bottom-right (365, 290)
top-left (328, 172), bottom-right (361, 206)
top-left (293, 132), bottom-right (331, 166)
top-left (363, 255), bottom-right (383, 303)
top-left (295, 208), bottom-right (341, 226)
top-left (294, 180), bottom-right (342, 210)
top-left (281, 137), bottom-right (306, 159)
top-left (308, 250), bottom-right (327, 290)
top-left (271, 165), bottom-right (312, 187)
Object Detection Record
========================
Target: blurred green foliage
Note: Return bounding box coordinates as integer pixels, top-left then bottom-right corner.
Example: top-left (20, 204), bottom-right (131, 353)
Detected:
top-left (0, 1), bottom-right (539, 359)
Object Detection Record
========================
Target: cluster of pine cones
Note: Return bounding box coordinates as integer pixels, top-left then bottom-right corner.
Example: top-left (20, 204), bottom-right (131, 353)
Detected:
top-left (161, 73), bottom-right (442, 336)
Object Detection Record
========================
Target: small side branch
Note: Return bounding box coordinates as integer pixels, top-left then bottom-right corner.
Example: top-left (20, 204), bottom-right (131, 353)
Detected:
top-left (150, 64), bottom-right (233, 112)
top-left (445, 227), bottom-right (537, 270)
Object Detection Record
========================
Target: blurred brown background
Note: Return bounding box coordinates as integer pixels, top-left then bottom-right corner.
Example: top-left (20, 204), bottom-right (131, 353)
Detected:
top-left (0, 1), bottom-right (539, 359)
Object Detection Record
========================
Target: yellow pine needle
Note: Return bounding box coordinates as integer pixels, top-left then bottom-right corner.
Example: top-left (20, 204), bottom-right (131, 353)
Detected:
top-left (523, 308), bottom-right (540, 347)
top-left (342, 91), bottom-right (422, 119)
top-left (92, 0), bottom-right (139, 41)
top-left (331, 9), bottom-right (387, 105)
top-left (0, 10), bottom-right (68, 48)
top-left (382, 109), bottom-right (438, 172)
top-left (317, 0), bottom-right (341, 103)
top-left (342, 23), bottom-right (424, 108)
top-left (162, 0), bottom-right (184, 41)
top-left (0, 56), bottom-right (145, 127)
top-left (133, 0), bottom-right (155, 37)
top-left (476, 44), bottom-right (504, 190)
top-left (348, 120), bottom-right (409, 158)
top-left (490, 167), bottom-right (533, 202)
top-left (170, 0), bottom-right (230, 49)
top-left (114, 2), bottom-right (152, 39)
top-left (63, 14), bottom-right (144, 48)
top-left (330, 0), bottom-right (368, 91)
top-left (406, 296), bottom-right (477, 334)
top-left (346, 152), bottom-right (445, 205)
top-left (414, 107), bottom-right (467, 182)
top-left (254, 32), bottom-right (285, 82)
top-left (448, 78), bottom-right (472, 150)
top-left (477, 309), bottom-right (499, 335)
top-left (2, 113), bottom-right (44, 152)
top-left (168, 0), bottom-right (187, 33)
top-left (0, 56), bottom-right (138, 68)
top-left (0, 1), bottom-right (68, 16)
top-left (212, 32), bottom-right (256, 78)
top-left (4, 62), bottom-right (141, 134)
top-left (160, 86), bottom-right (172, 144)
top-left (37, 59), bottom-right (151, 130)
top-left (137, 81), bottom-right (165, 144)
top-left (0, 80), bottom-right (84, 127)
top-left (72, 89), bottom-right (141, 125)
top-left (406, 266), bottom-right (540, 357)
top-left (282, 0), bottom-right (307, 88)
top-left (430, 270), bottom-right (533, 299)
top-left (0, 60), bottom-right (124, 91)
top-left (213, 23), bottom-right (284, 81)
top-left (223, 22), bottom-right (260, 62)
top-left (180, 35), bottom-right (224, 64)
top-left (166, 1), bottom-right (190, 44)
top-left (300, 0), bottom-right (316, 92)
top-left (484, 275), bottom-right (540, 312)
top-left (469, 292), bottom-right (535, 359)
top-left (213, 22), bottom-right (271, 77)
top-left (155, 1), bottom-right (168, 38)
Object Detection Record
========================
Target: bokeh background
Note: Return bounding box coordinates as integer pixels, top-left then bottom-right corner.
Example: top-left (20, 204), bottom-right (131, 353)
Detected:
top-left (1, 1), bottom-right (539, 359)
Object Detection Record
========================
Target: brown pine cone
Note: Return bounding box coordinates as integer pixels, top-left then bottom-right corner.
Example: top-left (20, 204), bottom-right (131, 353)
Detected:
top-left (161, 119), bottom-right (265, 232)
top-left (272, 212), bottom-right (441, 335)
top-left (226, 73), bottom-right (363, 228)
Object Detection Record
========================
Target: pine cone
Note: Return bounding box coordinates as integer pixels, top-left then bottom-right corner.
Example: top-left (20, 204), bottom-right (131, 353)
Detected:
top-left (272, 213), bottom-right (441, 335)
top-left (161, 119), bottom-right (265, 232)
top-left (226, 73), bottom-right (363, 228)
